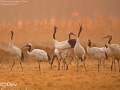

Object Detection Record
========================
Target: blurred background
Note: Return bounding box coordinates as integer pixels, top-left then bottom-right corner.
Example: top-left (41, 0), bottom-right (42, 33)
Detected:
top-left (0, 0), bottom-right (120, 51)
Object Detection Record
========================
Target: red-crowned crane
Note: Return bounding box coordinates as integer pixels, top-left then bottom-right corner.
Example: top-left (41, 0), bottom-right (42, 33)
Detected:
top-left (74, 24), bottom-right (86, 72)
top-left (52, 24), bottom-right (76, 70)
top-left (25, 43), bottom-right (51, 73)
top-left (87, 39), bottom-right (108, 72)
top-left (103, 35), bottom-right (120, 72)
top-left (9, 31), bottom-right (24, 70)
top-left (51, 32), bottom-right (76, 70)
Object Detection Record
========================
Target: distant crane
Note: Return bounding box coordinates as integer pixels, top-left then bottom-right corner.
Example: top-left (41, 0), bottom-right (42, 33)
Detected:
top-left (25, 43), bottom-right (51, 73)
top-left (9, 31), bottom-right (24, 70)
top-left (99, 44), bottom-right (115, 70)
top-left (74, 23), bottom-right (86, 72)
top-left (103, 35), bottom-right (120, 72)
top-left (87, 39), bottom-right (108, 72)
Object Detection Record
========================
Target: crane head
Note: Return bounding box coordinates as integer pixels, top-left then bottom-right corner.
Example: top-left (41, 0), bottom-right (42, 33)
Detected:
top-left (24, 43), bottom-right (32, 48)
top-left (52, 23), bottom-right (58, 31)
top-left (27, 43), bottom-right (32, 47)
top-left (78, 23), bottom-right (83, 37)
top-left (68, 32), bottom-right (76, 36)
top-left (10, 31), bottom-right (14, 40)
top-left (88, 39), bottom-right (91, 47)
top-left (103, 35), bottom-right (112, 39)
top-left (11, 31), bottom-right (14, 35)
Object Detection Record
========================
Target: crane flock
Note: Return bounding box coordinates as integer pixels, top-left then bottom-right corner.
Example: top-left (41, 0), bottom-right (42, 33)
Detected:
top-left (7, 23), bottom-right (120, 73)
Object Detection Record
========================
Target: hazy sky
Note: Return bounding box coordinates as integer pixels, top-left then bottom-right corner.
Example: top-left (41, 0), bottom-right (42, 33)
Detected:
top-left (0, 0), bottom-right (120, 23)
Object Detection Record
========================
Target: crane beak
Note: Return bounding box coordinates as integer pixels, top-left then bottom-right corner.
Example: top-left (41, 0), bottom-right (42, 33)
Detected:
top-left (102, 36), bottom-right (109, 39)
top-left (72, 34), bottom-right (76, 36)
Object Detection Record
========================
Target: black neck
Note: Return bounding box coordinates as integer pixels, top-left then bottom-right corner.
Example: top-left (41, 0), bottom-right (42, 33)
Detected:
top-left (28, 45), bottom-right (31, 52)
top-left (88, 40), bottom-right (91, 47)
top-left (53, 29), bottom-right (56, 39)
top-left (11, 33), bottom-right (13, 40)
top-left (108, 36), bottom-right (112, 44)
top-left (105, 44), bottom-right (108, 48)
top-left (69, 34), bottom-right (71, 40)
top-left (78, 27), bottom-right (82, 37)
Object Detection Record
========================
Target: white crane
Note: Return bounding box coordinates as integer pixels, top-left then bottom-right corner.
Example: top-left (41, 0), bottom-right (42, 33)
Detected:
top-left (53, 25), bottom-right (76, 51)
top-left (9, 31), bottom-right (24, 70)
top-left (74, 23), bottom-right (86, 72)
top-left (25, 43), bottom-right (51, 73)
top-left (99, 44), bottom-right (112, 57)
top-left (87, 39), bottom-right (108, 72)
top-left (99, 44), bottom-right (115, 70)
top-left (51, 32), bottom-right (76, 70)
top-left (52, 25), bottom-right (76, 70)
top-left (103, 35), bottom-right (120, 72)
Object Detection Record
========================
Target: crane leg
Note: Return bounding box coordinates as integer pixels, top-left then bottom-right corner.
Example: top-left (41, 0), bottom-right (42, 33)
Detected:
top-left (98, 60), bottom-right (101, 73)
top-left (77, 59), bottom-right (79, 72)
top-left (51, 55), bottom-right (57, 67)
top-left (66, 56), bottom-right (73, 70)
top-left (38, 62), bottom-right (41, 74)
top-left (11, 57), bottom-right (15, 70)
top-left (114, 59), bottom-right (116, 72)
top-left (20, 62), bottom-right (23, 70)
top-left (103, 60), bottom-right (105, 69)
top-left (19, 60), bottom-right (23, 71)
top-left (62, 59), bottom-right (66, 70)
top-left (117, 59), bottom-right (120, 72)
top-left (58, 59), bottom-right (61, 70)
top-left (111, 58), bottom-right (114, 71)
top-left (82, 60), bottom-right (86, 71)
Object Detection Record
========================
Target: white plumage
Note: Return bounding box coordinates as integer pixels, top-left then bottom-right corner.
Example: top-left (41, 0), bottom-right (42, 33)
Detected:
top-left (103, 35), bottom-right (120, 72)
top-left (87, 39), bottom-right (108, 72)
top-left (53, 25), bottom-right (76, 51)
top-left (74, 24), bottom-right (86, 72)
top-left (99, 44), bottom-right (112, 57)
top-left (25, 43), bottom-right (51, 73)
top-left (9, 31), bottom-right (24, 70)
top-left (51, 31), bottom-right (76, 70)
top-left (52, 25), bottom-right (76, 70)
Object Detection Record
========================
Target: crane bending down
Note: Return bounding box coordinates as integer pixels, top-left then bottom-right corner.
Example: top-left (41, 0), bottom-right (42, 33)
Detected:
top-left (74, 23), bottom-right (86, 72)
top-left (51, 32), bottom-right (76, 70)
top-left (9, 31), bottom-right (24, 70)
top-left (25, 43), bottom-right (51, 73)
top-left (87, 39), bottom-right (108, 72)
top-left (103, 35), bottom-right (120, 72)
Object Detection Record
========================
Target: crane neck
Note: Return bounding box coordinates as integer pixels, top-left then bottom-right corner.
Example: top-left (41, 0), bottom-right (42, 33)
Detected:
top-left (88, 40), bottom-right (91, 47)
top-left (10, 33), bottom-right (13, 45)
top-left (78, 27), bottom-right (82, 37)
top-left (53, 29), bottom-right (56, 39)
top-left (10, 33), bottom-right (14, 43)
top-left (108, 36), bottom-right (112, 44)
top-left (28, 45), bottom-right (31, 52)
top-left (69, 34), bottom-right (71, 40)
top-left (11, 33), bottom-right (13, 40)
top-left (105, 44), bottom-right (108, 48)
